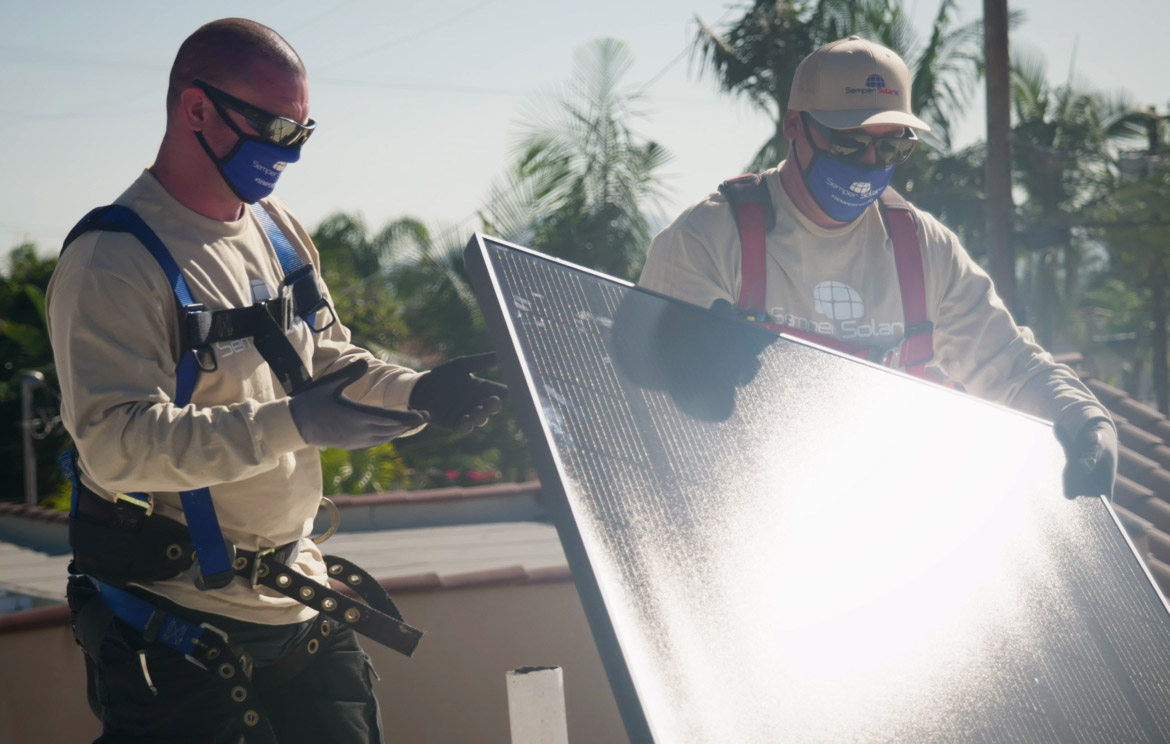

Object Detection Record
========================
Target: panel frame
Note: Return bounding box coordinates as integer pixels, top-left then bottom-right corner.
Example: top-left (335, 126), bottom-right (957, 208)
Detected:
top-left (465, 233), bottom-right (656, 742)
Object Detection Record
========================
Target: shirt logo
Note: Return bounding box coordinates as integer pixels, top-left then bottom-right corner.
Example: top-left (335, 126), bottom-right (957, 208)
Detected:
top-left (813, 281), bottom-right (865, 320)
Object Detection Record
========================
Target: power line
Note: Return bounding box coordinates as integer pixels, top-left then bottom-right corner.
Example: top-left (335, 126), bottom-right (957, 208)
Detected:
top-left (316, 0), bottom-right (506, 72)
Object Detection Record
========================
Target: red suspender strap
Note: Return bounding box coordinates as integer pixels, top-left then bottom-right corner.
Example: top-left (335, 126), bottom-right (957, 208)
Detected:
top-left (880, 190), bottom-right (934, 377)
top-left (719, 174), bottom-right (774, 319)
top-left (736, 202), bottom-right (768, 313)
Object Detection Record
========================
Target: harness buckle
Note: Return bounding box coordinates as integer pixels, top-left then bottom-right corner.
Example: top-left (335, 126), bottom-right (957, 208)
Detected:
top-left (114, 491), bottom-right (154, 516)
top-left (312, 498), bottom-right (340, 545)
top-left (251, 547), bottom-right (275, 589)
top-left (187, 539), bottom-right (238, 591)
top-left (193, 346), bottom-right (219, 373)
top-left (904, 320), bottom-right (934, 338)
top-left (307, 301), bottom-right (336, 334)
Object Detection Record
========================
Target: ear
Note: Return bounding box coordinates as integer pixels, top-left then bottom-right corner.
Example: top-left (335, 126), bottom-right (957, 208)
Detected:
top-left (177, 87), bottom-right (210, 132)
top-left (782, 110), bottom-right (802, 143)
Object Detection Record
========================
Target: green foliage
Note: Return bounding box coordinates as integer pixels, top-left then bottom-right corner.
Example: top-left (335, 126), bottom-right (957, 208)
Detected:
top-left (1090, 166), bottom-right (1170, 409)
top-left (312, 213), bottom-right (414, 362)
top-left (310, 213), bottom-right (534, 491)
top-left (320, 443), bottom-right (412, 495)
top-left (1007, 52), bottom-right (1148, 348)
top-left (482, 38), bottom-right (672, 281)
top-left (0, 243), bottom-right (68, 505)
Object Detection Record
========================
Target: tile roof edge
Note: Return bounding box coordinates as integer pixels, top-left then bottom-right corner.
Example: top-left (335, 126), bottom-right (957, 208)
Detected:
top-left (0, 603), bottom-right (69, 634)
top-left (0, 502), bottom-right (68, 523)
top-left (324, 481), bottom-right (543, 508)
top-left (0, 481), bottom-right (546, 526)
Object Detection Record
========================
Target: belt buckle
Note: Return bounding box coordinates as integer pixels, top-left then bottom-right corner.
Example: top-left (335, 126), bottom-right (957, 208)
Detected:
top-left (251, 547), bottom-right (275, 589)
top-left (114, 492), bottom-right (154, 517)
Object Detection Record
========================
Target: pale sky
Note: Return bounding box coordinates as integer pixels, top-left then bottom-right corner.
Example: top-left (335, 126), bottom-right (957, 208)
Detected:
top-left (2, 0), bottom-right (1167, 258)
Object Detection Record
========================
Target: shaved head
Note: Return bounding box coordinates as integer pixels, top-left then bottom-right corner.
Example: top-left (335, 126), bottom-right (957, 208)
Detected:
top-left (167, 18), bottom-right (305, 114)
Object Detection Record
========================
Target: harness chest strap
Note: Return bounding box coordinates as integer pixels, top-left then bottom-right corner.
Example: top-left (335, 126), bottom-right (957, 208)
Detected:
top-left (719, 174), bottom-right (936, 376)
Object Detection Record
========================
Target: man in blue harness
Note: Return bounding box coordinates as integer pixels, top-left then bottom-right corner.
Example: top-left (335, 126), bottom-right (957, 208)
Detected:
top-left (47, 18), bottom-right (504, 744)
top-left (639, 36), bottom-right (1116, 501)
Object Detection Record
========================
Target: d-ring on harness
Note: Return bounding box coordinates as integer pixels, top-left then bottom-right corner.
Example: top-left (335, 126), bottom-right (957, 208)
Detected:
top-left (60, 203), bottom-right (422, 744)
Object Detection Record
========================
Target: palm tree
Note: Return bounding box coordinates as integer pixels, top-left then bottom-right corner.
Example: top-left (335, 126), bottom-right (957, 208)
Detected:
top-left (1009, 49), bottom-right (1146, 346)
top-left (481, 38), bottom-right (673, 280)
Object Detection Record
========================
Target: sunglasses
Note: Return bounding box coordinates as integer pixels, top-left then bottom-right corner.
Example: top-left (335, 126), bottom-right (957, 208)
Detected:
top-left (194, 80), bottom-right (316, 148)
top-left (801, 112), bottom-right (917, 166)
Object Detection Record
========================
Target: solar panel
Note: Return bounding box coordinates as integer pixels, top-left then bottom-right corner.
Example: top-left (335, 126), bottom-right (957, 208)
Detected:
top-left (465, 234), bottom-right (1170, 744)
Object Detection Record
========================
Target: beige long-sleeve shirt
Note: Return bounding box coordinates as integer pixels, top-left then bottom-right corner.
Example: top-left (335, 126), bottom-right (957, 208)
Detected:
top-left (639, 167), bottom-right (1110, 439)
top-left (47, 170), bottom-right (422, 624)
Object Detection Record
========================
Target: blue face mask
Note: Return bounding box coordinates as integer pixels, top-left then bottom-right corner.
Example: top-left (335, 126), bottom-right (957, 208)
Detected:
top-left (796, 148), bottom-right (895, 223)
top-left (197, 122), bottom-right (301, 204)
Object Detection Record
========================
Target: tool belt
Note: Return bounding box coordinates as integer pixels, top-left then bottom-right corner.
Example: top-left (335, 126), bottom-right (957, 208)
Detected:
top-left (69, 485), bottom-right (422, 658)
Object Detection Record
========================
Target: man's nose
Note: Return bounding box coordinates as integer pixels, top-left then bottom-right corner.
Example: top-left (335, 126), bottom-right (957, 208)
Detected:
top-left (859, 145), bottom-right (879, 166)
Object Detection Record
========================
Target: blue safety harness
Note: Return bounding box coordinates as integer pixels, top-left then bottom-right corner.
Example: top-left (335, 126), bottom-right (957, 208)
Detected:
top-left (60, 202), bottom-right (422, 742)
top-left (61, 202), bottom-right (329, 589)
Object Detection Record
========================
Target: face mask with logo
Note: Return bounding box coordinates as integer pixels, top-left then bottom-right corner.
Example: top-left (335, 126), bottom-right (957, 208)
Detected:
top-left (796, 148), bottom-right (895, 223)
top-left (197, 126), bottom-right (301, 204)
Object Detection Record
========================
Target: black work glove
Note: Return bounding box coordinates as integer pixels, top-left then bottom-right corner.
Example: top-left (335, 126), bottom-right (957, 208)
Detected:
top-left (290, 360), bottom-right (427, 450)
top-left (408, 352), bottom-right (508, 435)
top-left (708, 299), bottom-right (766, 386)
top-left (1058, 418), bottom-right (1118, 499)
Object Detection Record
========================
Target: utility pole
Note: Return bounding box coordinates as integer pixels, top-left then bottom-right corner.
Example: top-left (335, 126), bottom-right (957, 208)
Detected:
top-left (984, 0), bottom-right (1016, 314)
top-left (1147, 107), bottom-right (1169, 414)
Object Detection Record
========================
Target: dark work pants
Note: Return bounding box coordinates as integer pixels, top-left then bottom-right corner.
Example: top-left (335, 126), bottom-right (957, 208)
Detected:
top-left (69, 578), bottom-right (384, 744)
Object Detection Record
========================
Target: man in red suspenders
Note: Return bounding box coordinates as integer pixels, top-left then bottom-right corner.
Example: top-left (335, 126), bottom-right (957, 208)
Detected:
top-left (639, 36), bottom-right (1115, 501)
top-left (48, 19), bottom-right (504, 744)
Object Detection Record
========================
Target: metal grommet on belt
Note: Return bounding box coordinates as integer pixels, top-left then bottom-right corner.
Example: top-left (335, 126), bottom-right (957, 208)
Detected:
top-left (307, 638), bottom-right (320, 654)
top-left (320, 619), bottom-right (331, 636)
top-left (218, 663), bottom-right (235, 679)
top-left (231, 685), bottom-right (247, 702)
top-left (166, 544), bottom-right (184, 561)
top-left (299, 586), bottom-right (315, 601)
top-left (322, 598), bottom-right (337, 612)
top-left (232, 556), bottom-right (247, 571)
top-left (328, 563), bottom-right (343, 576)
top-left (347, 574), bottom-right (362, 586)
top-left (276, 574), bottom-right (292, 588)
top-left (243, 710), bottom-right (260, 727)
top-left (344, 608), bottom-right (361, 623)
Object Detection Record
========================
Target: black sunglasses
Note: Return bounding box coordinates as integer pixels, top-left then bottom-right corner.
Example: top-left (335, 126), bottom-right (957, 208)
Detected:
top-left (194, 80), bottom-right (316, 148)
top-left (801, 112), bottom-right (917, 166)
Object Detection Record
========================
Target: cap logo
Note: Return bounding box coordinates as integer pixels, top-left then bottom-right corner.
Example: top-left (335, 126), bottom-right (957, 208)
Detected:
top-left (845, 73), bottom-right (901, 97)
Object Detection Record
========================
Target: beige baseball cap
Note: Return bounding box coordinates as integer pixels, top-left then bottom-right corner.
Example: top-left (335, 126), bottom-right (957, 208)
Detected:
top-left (788, 36), bottom-right (931, 132)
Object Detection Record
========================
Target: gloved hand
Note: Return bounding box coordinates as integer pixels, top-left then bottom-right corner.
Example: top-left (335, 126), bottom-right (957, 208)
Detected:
top-left (290, 360), bottom-right (427, 450)
top-left (408, 352), bottom-right (508, 435)
top-left (1058, 418), bottom-right (1118, 499)
top-left (708, 299), bottom-right (766, 386)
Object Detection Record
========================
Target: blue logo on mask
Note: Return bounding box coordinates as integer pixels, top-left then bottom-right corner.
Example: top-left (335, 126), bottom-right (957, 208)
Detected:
top-left (799, 152), bottom-right (895, 223)
top-left (216, 138), bottom-right (301, 203)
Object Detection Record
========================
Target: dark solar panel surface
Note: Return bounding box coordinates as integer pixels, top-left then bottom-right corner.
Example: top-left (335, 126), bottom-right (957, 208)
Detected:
top-left (466, 235), bottom-right (1170, 744)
